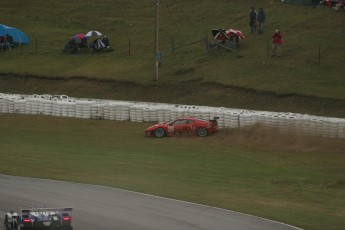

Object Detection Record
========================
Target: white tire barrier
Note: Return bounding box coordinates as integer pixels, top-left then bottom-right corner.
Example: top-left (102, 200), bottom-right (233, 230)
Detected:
top-left (14, 99), bottom-right (26, 114)
top-left (338, 119), bottom-right (345, 139)
top-left (1, 93), bottom-right (344, 139)
top-left (239, 112), bottom-right (255, 127)
top-left (321, 118), bottom-right (331, 138)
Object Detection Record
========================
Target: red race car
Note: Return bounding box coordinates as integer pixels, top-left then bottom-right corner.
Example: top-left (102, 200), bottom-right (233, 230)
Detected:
top-left (145, 117), bottom-right (219, 138)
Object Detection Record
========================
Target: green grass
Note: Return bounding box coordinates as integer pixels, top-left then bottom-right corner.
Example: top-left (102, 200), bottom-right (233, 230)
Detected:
top-left (1, 114), bottom-right (345, 230)
top-left (1, 1), bottom-right (345, 229)
top-left (1, 0), bottom-right (344, 99)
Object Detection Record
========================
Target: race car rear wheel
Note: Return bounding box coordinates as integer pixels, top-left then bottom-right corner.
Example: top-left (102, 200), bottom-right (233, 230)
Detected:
top-left (197, 127), bottom-right (208, 137)
top-left (154, 128), bottom-right (165, 138)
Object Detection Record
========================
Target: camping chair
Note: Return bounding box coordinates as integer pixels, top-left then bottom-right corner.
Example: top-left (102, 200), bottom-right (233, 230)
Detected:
top-left (90, 38), bottom-right (106, 51)
top-left (102, 36), bottom-right (110, 48)
top-left (0, 38), bottom-right (11, 51)
top-left (63, 40), bottom-right (78, 54)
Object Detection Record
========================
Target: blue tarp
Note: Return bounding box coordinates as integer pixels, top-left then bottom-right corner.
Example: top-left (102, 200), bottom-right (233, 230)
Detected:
top-left (0, 24), bottom-right (29, 45)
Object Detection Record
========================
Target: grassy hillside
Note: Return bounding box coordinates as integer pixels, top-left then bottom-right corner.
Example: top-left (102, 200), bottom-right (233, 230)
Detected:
top-left (0, 0), bottom-right (344, 108)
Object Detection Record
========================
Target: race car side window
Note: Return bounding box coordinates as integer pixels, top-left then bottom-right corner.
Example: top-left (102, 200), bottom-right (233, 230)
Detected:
top-left (173, 120), bottom-right (182, 125)
top-left (178, 119), bottom-right (188, 125)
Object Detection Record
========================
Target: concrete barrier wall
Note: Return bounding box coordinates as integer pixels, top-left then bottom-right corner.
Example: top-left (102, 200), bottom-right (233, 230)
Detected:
top-left (1, 93), bottom-right (344, 139)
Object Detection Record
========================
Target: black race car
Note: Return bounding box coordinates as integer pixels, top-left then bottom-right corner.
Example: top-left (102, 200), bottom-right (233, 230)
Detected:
top-left (4, 207), bottom-right (73, 230)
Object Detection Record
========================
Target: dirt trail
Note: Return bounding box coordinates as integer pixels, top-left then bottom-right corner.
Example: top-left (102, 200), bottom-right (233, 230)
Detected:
top-left (212, 125), bottom-right (345, 153)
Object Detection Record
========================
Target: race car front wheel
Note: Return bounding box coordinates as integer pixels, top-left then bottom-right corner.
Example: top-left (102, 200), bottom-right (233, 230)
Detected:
top-left (197, 127), bottom-right (208, 137)
top-left (154, 128), bottom-right (165, 138)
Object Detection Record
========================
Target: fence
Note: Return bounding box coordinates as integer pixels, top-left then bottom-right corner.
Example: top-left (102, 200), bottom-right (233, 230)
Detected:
top-left (1, 93), bottom-right (344, 139)
top-left (171, 37), bottom-right (209, 53)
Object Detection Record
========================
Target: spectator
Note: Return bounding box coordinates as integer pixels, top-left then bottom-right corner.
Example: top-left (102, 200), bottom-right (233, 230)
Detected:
top-left (102, 36), bottom-right (110, 48)
top-left (334, 0), bottom-right (345, 11)
top-left (257, 8), bottom-right (266, 34)
top-left (228, 33), bottom-right (239, 49)
top-left (0, 36), bottom-right (5, 51)
top-left (0, 35), bottom-right (12, 51)
top-left (312, 0), bottom-right (319, 7)
top-left (330, 0), bottom-right (338, 7)
top-left (249, 7), bottom-right (257, 33)
top-left (272, 29), bottom-right (282, 57)
top-left (6, 35), bottom-right (13, 47)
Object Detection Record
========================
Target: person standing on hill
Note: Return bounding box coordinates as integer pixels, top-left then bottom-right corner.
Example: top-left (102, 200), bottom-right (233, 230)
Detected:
top-left (272, 29), bottom-right (282, 57)
top-left (312, 0), bottom-right (318, 7)
top-left (257, 8), bottom-right (266, 34)
top-left (249, 7), bottom-right (257, 33)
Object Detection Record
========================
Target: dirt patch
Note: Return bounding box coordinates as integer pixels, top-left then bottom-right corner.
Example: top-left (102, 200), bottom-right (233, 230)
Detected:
top-left (213, 124), bottom-right (345, 153)
top-left (1, 73), bottom-right (345, 118)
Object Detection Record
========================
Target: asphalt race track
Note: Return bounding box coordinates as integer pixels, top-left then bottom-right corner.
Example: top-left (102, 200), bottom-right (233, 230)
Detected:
top-left (0, 174), bottom-right (302, 230)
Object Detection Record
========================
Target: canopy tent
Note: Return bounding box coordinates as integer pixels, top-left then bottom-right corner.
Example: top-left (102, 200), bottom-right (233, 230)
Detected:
top-left (0, 24), bottom-right (29, 45)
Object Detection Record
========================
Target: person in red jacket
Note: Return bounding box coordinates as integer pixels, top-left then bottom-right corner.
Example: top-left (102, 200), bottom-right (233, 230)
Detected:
top-left (272, 29), bottom-right (282, 57)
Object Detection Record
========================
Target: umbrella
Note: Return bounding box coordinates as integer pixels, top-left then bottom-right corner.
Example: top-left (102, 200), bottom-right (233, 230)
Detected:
top-left (211, 29), bottom-right (229, 42)
top-left (225, 29), bottom-right (245, 40)
top-left (85, 30), bottom-right (102, 37)
top-left (72, 34), bottom-right (86, 39)
top-left (0, 24), bottom-right (29, 45)
top-left (71, 33), bottom-right (86, 43)
top-left (211, 29), bottom-right (245, 42)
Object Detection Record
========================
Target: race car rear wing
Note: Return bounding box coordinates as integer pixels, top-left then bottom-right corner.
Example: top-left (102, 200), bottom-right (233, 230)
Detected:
top-left (209, 117), bottom-right (219, 123)
top-left (20, 207), bottom-right (73, 214)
